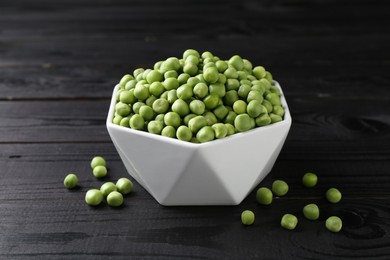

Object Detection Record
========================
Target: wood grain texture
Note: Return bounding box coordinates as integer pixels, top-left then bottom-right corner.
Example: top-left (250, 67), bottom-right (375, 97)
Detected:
top-left (1, 0), bottom-right (390, 259)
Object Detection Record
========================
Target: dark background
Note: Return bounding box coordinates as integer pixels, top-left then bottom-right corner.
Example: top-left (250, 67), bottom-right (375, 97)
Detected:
top-left (1, 0), bottom-right (390, 259)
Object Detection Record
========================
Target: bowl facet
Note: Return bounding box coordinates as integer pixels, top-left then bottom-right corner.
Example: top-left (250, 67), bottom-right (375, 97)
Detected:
top-left (107, 81), bottom-right (292, 205)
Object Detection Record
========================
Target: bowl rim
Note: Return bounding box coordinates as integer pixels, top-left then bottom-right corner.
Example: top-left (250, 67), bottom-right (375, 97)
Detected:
top-left (106, 80), bottom-right (292, 147)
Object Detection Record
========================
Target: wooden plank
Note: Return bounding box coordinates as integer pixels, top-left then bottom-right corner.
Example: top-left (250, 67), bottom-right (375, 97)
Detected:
top-left (0, 143), bottom-right (389, 258)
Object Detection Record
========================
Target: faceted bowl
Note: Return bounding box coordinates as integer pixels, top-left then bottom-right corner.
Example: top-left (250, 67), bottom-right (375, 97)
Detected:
top-left (106, 81), bottom-right (292, 206)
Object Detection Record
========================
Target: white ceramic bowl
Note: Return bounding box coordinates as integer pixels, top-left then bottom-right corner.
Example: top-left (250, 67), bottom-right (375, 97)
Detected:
top-left (106, 81), bottom-right (292, 206)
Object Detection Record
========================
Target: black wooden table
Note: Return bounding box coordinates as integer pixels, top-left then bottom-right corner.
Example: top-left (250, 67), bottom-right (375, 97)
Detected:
top-left (1, 0), bottom-right (390, 259)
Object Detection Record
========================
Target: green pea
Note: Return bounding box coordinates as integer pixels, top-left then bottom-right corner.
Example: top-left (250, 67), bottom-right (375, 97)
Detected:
top-left (185, 55), bottom-right (199, 65)
top-left (201, 51), bottom-right (213, 59)
top-left (265, 71), bottom-right (273, 82)
top-left (91, 156), bottom-right (106, 169)
top-left (237, 84), bottom-right (251, 99)
top-left (303, 203), bottom-right (320, 220)
top-left (302, 173), bottom-right (318, 188)
top-left (107, 191), bottom-right (124, 207)
top-left (145, 94), bottom-right (157, 108)
top-left (164, 70), bottom-right (178, 79)
top-left (224, 111), bottom-right (237, 125)
top-left (256, 187), bottom-right (273, 205)
top-left (152, 98), bottom-right (170, 114)
top-left (139, 105), bottom-right (155, 121)
top-left (216, 60), bottom-right (228, 73)
top-left (100, 182), bottom-right (117, 197)
top-left (213, 104), bottom-right (227, 118)
top-left (149, 82), bottom-right (165, 97)
top-left (133, 68), bottom-right (144, 78)
top-left (203, 67), bottom-right (219, 83)
top-left (203, 94), bottom-right (220, 110)
top-left (237, 71), bottom-right (247, 81)
top-left (177, 73), bottom-right (190, 84)
top-left (142, 69), bottom-right (152, 80)
top-left (281, 214), bottom-right (298, 230)
top-left (233, 100), bottom-right (247, 115)
top-left (85, 189), bottom-right (103, 206)
top-left (154, 60), bottom-right (163, 70)
top-left (226, 78), bottom-right (240, 91)
top-left (132, 101), bottom-right (145, 114)
top-left (130, 114), bottom-right (145, 130)
top-left (326, 188), bottom-right (342, 203)
top-left (183, 113), bottom-right (197, 126)
top-left (163, 77), bottom-right (180, 90)
top-left (262, 100), bottom-right (273, 113)
top-left (189, 100), bottom-right (206, 115)
top-left (272, 180), bottom-right (289, 196)
top-left (224, 67), bottom-right (238, 79)
top-left (155, 113), bottom-right (165, 122)
top-left (247, 100), bottom-right (264, 118)
top-left (172, 99), bottom-right (190, 117)
top-left (115, 102), bottom-right (131, 117)
top-left (223, 90), bottom-right (238, 107)
top-left (187, 77), bottom-right (200, 87)
top-left (225, 123), bottom-right (236, 136)
top-left (188, 116), bottom-right (207, 133)
top-left (147, 120), bottom-right (164, 134)
top-left (193, 82), bottom-right (209, 98)
top-left (325, 216), bottom-right (342, 232)
top-left (266, 93), bottom-right (281, 106)
top-left (256, 113), bottom-right (271, 127)
top-left (64, 173), bottom-right (78, 189)
top-left (251, 83), bottom-right (265, 94)
top-left (240, 79), bottom-right (252, 86)
top-left (119, 74), bottom-right (134, 87)
top-left (161, 125), bottom-right (176, 138)
top-left (241, 210), bottom-right (255, 225)
top-left (164, 112), bottom-right (181, 128)
top-left (247, 90), bottom-right (264, 103)
top-left (183, 62), bottom-right (198, 76)
top-left (273, 105), bottom-right (285, 117)
top-left (208, 83), bottom-right (225, 98)
top-left (183, 49), bottom-right (200, 60)
top-left (146, 70), bottom-right (163, 84)
top-left (212, 123), bottom-right (228, 139)
top-left (116, 178), bottom-right (133, 195)
top-left (177, 84), bottom-right (193, 100)
top-left (120, 90), bottom-right (136, 104)
top-left (260, 78), bottom-right (272, 89)
top-left (234, 113), bottom-right (253, 132)
top-left (93, 165), bottom-right (107, 178)
top-left (112, 115), bottom-right (122, 125)
top-left (270, 113), bottom-right (283, 123)
top-left (196, 126), bottom-right (215, 143)
top-left (176, 125), bottom-right (193, 141)
top-left (253, 66), bottom-right (266, 79)
top-left (164, 57), bottom-right (181, 71)
top-left (218, 73), bottom-right (227, 84)
top-left (133, 84), bottom-right (150, 101)
top-left (115, 89), bottom-right (124, 101)
top-left (120, 117), bottom-right (130, 127)
top-left (243, 59), bottom-right (253, 71)
top-left (167, 89), bottom-right (178, 104)
top-left (203, 111), bottom-right (218, 126)
top-left (228, 55), bottom-right (244, 71)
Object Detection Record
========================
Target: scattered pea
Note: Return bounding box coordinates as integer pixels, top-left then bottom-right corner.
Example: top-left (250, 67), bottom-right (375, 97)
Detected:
top-left (256, 187), bottom-right (273, 205)
top-left (107, 191), bottom-right (124, 207)
top-left (91, 156), bottom-right (106, 169)
top-left (281, 214), bottom-right (298, 230)
top-left (241, 210), bottom-right (255, 225)
top-left (116, 178), bottom-right (133, 195)
top-left (93, 165), bottom-right (107, 178)
top-left (100, 182), bottom-right (117, 197)
top-left (272, 180), bottom-right (289, 196)
top-left (325, 216), bottom-right (342, 232)
top-left (302, 172), bottom-right (318, 188)
top-left (63, 173), bottom-right (78, 189)
top-left (326, 188), bottom-right (342, 203)
top-left (302, 203), bottom-right (320, 220)
top-left (85, 189), bottom-right (103, 206)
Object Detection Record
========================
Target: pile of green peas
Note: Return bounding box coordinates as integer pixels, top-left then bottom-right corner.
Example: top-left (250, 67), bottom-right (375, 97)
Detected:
top-left (113, 49), bottom-right (285, 143)
top-left (243, 172), bottom-right (343, 233)
top-left (64, 156), bottom-right (133, 207)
